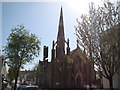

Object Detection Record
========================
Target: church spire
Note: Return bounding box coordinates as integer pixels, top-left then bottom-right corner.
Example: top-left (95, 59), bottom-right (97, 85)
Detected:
top-left (56, 7), bottom-right (65, 59)
top-left (57, 6), bottom-right (64, 41)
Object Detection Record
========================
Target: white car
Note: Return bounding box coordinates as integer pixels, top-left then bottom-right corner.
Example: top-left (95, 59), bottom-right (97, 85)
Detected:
top-left (25, 85), bottom-right (39, 90)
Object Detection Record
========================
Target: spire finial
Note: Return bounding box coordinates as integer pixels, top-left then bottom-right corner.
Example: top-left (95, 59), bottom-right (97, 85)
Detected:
top-left (60, 6), bottom-right (63, 17)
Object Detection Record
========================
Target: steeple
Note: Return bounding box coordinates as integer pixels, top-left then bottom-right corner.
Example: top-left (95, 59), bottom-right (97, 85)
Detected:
top-left (57, 7), bottom-right (64, 40)
top-left (56, 7), bottom-right (65, 59)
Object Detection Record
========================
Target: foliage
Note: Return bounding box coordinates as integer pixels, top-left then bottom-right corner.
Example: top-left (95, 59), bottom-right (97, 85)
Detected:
top-left (75, 1), bottom-right (120, 88)
top-left (67, 56), bottom-right (73, 64)
top-left (4, 25), bottom-right (41, 90)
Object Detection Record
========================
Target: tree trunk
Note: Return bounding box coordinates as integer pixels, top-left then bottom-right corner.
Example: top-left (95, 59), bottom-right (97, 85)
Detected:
top-left (109, 76), bottom-right (113, 90)
top-left (14, 76), bottom-right (18, 90)
top-left (13, 68), bottom-right (20, 90)
top-left (89, 65), bottom-right (91, 88)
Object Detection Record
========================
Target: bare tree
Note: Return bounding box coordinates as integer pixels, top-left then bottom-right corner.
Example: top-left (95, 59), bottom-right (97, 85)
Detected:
top-left (75, 1), bottom-right (120, 89)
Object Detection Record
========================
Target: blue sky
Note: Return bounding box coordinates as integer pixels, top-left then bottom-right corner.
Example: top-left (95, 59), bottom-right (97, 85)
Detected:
top-left (2, 2), bottom-right (80, 70)
top-left (2, 0), bottom-right (116, 70)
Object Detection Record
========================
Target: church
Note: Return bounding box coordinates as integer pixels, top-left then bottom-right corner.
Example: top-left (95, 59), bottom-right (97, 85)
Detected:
top-left (36, 7), bottom-right (97, 88)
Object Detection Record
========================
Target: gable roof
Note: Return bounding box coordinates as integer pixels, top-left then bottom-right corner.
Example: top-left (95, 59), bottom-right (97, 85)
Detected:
top-left (70, 47), bottom-right (87, 63)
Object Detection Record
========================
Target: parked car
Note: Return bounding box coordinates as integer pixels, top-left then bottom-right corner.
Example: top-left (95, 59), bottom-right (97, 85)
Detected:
top-left (17, 85), bottom-right (39, 90)
top-left (24, 85), bottom-right (39, 90)
top-left (17, 85), bottom-right (27, 90)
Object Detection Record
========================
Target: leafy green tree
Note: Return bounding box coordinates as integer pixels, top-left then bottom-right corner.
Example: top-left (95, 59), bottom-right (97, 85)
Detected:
top-left (75, 1), bottom-right (120, 89)
top-left (4, 25), bottom-right (41, 90)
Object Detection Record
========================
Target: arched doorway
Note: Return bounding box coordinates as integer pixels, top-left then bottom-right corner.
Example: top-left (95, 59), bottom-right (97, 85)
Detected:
top-left (75, 75), bottom-right (81, 88)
